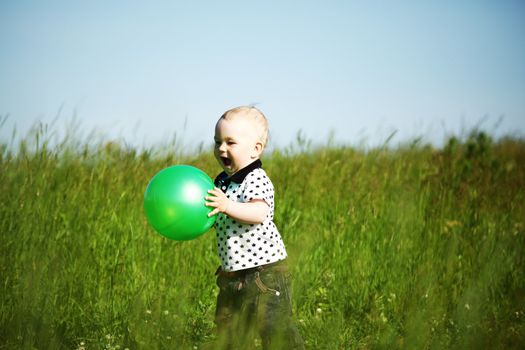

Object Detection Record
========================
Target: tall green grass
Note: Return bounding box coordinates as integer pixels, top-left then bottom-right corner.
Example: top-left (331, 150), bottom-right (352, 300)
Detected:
top-left (1, 124), bottom-right (524, 349)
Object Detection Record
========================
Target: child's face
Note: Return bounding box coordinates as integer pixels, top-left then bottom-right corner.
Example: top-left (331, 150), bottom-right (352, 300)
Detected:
top-left (214, 117), bottom-right (262, 176)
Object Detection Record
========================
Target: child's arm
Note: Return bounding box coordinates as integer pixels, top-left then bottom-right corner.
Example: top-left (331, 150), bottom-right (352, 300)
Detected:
top-left (205, 188), bottom-right (269, 225)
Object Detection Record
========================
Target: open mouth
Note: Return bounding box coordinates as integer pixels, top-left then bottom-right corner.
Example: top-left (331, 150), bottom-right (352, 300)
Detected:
top-left (221, 157), bottom-right (232, 167)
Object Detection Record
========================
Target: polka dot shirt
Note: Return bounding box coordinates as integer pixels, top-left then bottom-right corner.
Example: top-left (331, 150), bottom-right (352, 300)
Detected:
top-left (214, 159), bottom-right (287, 272)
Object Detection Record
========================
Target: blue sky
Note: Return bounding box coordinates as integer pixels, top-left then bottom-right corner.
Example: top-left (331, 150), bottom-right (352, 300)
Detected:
top-left (1, 0), bottom-right (524, 150)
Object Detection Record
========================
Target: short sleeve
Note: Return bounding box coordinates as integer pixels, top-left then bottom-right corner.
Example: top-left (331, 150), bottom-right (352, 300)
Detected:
top-left (241, 170), bottom-right (274, 206)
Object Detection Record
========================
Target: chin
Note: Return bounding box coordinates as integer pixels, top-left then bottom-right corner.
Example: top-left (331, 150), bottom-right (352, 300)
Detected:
top-left (222, 166), bottom-right (234, 175)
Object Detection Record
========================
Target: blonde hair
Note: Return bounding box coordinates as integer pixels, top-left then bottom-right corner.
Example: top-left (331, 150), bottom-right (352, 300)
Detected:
top-left (220, 106), bottom-right (269, 148)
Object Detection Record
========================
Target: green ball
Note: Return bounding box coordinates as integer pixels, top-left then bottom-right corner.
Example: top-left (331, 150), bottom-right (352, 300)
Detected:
top-left (144, 165), bottom-right (216, 240)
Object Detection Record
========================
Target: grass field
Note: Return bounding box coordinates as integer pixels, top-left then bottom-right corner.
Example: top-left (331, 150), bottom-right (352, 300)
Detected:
top-left (1, 124), bottom-right (524, 349)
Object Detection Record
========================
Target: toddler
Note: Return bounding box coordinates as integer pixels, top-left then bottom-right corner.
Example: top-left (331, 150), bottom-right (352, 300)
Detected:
top-left (205, 106), bottom-right (304, 349)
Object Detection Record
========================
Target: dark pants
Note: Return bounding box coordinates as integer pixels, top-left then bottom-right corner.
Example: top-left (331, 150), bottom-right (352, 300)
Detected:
top-left (211, 261), bottom-right (305, 350)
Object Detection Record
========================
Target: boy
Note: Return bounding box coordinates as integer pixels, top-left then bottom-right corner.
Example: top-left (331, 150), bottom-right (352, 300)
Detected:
top-left (205, 106), bottom-right (304, 349)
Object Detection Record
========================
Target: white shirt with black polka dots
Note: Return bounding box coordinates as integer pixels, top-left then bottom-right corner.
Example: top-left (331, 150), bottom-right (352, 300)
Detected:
top-left (214, 165), bottom-right (287, 272)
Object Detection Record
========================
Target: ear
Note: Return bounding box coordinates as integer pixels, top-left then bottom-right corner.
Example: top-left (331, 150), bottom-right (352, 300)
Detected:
top-left (251, 141), bottom-right (263, 158)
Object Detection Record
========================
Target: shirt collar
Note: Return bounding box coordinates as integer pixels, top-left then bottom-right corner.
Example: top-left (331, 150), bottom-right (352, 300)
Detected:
top-left (214, 159), bottom-right (262, 187)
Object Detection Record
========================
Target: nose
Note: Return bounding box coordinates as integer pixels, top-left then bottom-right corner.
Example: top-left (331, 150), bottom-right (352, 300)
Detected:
top-left (217, 142), bottom-right (227, 152)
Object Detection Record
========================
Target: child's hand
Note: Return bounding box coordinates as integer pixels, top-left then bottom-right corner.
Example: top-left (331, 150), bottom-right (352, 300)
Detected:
top-left (205, 188), bottom-right (230, 217)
